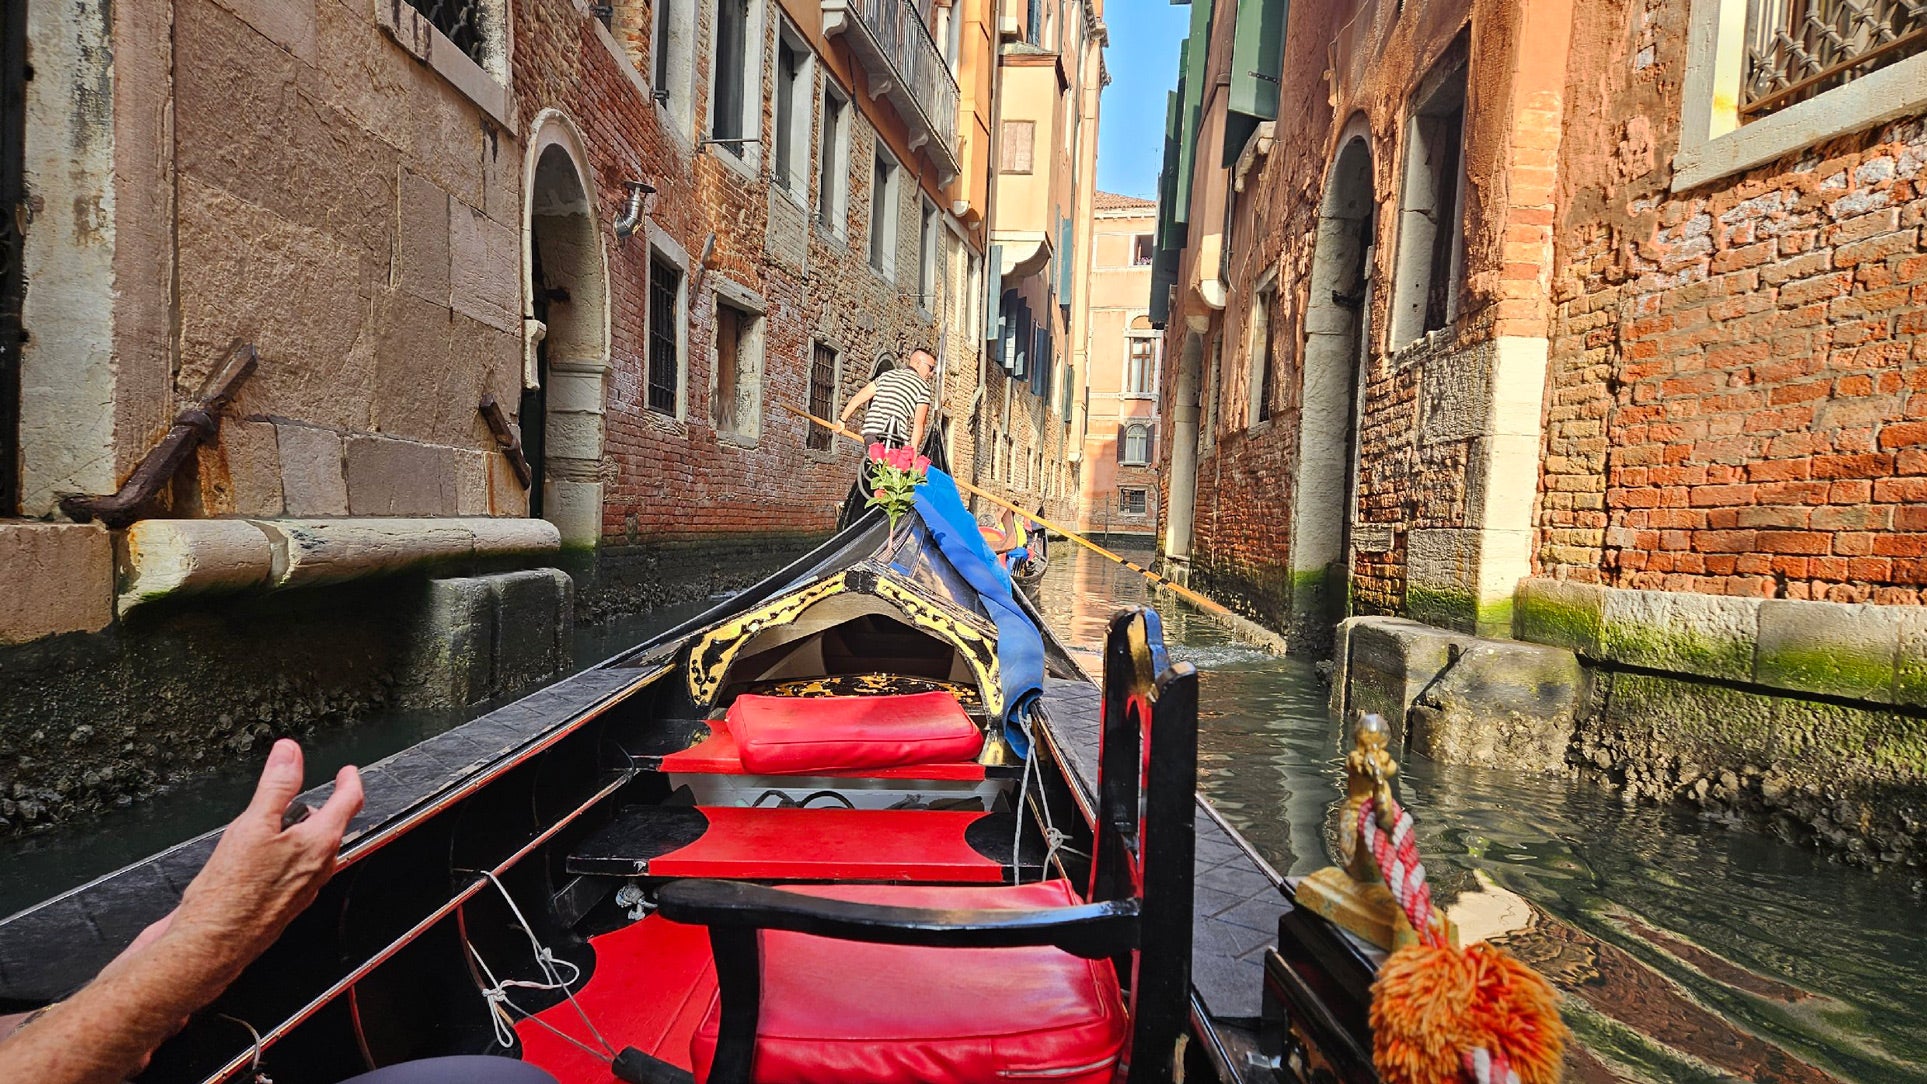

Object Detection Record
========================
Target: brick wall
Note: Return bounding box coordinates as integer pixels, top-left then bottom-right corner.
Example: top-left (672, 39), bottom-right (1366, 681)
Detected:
top-left (1541, 0), bottom-right (1927, 605)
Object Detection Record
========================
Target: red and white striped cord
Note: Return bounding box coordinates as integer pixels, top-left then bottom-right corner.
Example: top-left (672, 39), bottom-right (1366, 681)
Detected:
top-left (1360, 797), bottom-right (1521, 1084)
top-left (1358, 797), bottom-right (1444, 949)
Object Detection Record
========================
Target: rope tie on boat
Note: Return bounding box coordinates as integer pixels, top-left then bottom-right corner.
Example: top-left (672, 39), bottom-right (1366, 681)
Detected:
top-left (1357, 798), bottom-right (1566, 1084)
top-left (1011, 708), bottom-right (1082, 881)
top-left (462, 871), bottom-right (618, 1064)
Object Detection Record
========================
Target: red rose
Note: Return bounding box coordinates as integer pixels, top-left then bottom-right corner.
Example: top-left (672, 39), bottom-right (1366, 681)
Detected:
top-left (868, 443), bottom-right (886, 462)
top-left (914, 455), bottom-right (931, 473)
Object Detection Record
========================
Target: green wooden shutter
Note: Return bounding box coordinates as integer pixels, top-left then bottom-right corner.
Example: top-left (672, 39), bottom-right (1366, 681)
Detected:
top-left (1224, 0), bottom-right (1289, 166)
top-left (1172, 0), bottom-right (1213, 224)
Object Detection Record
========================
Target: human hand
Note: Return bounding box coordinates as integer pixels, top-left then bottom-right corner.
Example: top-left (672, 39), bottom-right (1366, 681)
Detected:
top-left (164, 740), bottom-right (363, 995)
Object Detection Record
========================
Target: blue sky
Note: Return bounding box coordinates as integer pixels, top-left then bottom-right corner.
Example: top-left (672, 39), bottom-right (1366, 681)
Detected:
top-left (1096, 0), bottom-right (1193, 199)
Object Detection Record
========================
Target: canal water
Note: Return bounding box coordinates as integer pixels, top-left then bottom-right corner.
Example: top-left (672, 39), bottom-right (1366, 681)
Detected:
top-left (1032, 544), bottom-right (1927, 1084)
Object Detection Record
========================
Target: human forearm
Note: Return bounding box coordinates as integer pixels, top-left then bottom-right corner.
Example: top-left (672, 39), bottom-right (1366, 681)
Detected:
top-left (0, 926), bottom-right (229, 1084)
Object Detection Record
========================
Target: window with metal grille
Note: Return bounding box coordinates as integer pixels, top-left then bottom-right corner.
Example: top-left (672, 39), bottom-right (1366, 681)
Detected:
top-left (1125, 336), bottom-right (1155, 396)
top-left (1744, 0), bottom-right (1927, 119)
top-left (807, 343), bottom-right (838, 450)
top-left (406, 0), bottom-right (487, 66)
top-left (648, 259), bottom-right (682, 415)
top-left (1119, 488), bottom-right (1147, 515)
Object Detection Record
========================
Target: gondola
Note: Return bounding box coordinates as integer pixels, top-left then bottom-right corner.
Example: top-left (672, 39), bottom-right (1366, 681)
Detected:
top-left (0, 456), bottom-right (1562, 1083)
top-left (1007, 505), bottom-right (1050, 598)
top-left (0, 460), bottom-right (1325, 1084)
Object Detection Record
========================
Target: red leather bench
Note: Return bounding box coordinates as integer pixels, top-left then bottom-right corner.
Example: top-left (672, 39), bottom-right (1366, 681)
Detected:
top-left (658, 692), bottom-right (987, 779)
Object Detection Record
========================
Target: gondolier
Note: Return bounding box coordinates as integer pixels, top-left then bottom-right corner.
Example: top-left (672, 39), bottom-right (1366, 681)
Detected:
top-left (840, 347), bottom-right (935, 451)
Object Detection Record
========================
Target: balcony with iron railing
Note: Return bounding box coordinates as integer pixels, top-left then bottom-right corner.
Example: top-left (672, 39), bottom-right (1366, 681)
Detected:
top-left (822, 0), bottom-right (961, 180)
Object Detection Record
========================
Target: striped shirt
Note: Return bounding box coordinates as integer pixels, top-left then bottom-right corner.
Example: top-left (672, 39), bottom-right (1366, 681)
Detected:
top-left (861, 369), bottom-right (931, 445)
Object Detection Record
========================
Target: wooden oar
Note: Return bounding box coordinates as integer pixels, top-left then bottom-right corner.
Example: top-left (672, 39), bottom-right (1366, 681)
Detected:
top-left (782, 402), bottom-right (1238, 617)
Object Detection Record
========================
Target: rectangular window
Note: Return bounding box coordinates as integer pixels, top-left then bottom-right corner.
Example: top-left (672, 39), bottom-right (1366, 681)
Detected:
top-left (1000, 120), bottom-right (1035, 174)
top-left (405, 0), bottom-right (486, 65)
top-left (711, 301), bottom-right (763, 437)
top-left (1390, 57), bottom-right (1467, 348)
top-left (817, 86), bottom-right (850, 232)
top-left (807, 342), bottom-right (839, 450)
top-left (919, 201), bottom-right (939, 309)
top-left (711, 0), bottom-right (749, 155)
top-left (648, 258), bottom-right (683, 415)
top-left (774, 33), bottom-right (806, 191)
top-left (1125, 336), bottom-right (1155, 396)
top-left (1132, 234), bottom-right (1154, 266)
top-left (0, 0), bottom-right (20, 514)
top-left (653, 0), bottom-right (673, 90)
top-left (1120, 488), bottom-right (1147, 515)
top-left (1247, 287), bottom-right (1274, 426)
top-left (870, 149), bottom-right (898, 275)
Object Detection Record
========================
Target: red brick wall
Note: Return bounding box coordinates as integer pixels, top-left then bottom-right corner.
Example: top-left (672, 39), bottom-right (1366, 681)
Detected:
top-left (515, 3), bottom-right (975, 608)
top-left (1541, 0), bottom-right (1927, 604)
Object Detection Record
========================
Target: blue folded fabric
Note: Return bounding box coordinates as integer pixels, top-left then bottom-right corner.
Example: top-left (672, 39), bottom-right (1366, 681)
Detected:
top-left (913, 468), bottom-right (1044, 753)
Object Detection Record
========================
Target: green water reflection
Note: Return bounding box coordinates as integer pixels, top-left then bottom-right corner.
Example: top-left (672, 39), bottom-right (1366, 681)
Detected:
top-left (1031, 544), bottom-right (1927, 1084)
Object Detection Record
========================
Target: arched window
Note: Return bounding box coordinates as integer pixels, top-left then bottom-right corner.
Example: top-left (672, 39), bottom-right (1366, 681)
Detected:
top-left (1119, 423), bottom-right (1151, 466)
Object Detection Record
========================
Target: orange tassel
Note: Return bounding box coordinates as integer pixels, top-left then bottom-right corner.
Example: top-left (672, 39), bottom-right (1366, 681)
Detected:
top-left (1369, 941), bottom-right (1567, 1084)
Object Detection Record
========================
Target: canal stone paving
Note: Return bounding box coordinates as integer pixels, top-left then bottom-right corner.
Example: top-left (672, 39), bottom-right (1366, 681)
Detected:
top-left (1038, 675), bottom-right (1286, 1022)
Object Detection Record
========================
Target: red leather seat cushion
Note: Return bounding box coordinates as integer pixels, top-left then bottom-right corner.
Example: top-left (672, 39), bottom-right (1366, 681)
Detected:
top-left (726, 692), bottom-right (984, 775)
top-left (689, 880), bottom-right (1127, 1084)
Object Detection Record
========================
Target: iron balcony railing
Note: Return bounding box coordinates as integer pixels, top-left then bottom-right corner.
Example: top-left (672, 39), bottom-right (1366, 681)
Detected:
top-left (827, 0), bottom-right (960, 169)
top-left (1743, 0), bottom-right (1927, 118)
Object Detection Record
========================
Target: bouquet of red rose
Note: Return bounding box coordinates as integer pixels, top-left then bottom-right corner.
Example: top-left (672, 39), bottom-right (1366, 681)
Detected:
top-left (866, 443), bottom-right (931, 529)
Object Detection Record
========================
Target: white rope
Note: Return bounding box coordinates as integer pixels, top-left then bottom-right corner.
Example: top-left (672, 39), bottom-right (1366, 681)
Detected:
top-left (462, 870), bottom-right (618, 1062)
top-left (1010, 707), bottom-right (1082, 883)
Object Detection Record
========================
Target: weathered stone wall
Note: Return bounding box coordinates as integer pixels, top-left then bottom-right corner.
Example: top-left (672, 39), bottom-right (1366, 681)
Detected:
top-left (162, 0), bottom-right (527, 521)
top-left (0, 561), bottom-right (571, 832)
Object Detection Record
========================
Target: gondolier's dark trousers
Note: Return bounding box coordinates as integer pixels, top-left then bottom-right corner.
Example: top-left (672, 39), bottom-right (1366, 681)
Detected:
top-left (341, 1056), bottom-right (559, 1083)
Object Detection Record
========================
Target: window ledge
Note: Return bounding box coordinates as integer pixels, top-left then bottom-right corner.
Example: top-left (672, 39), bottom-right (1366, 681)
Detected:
top-left (706, 142), bottom-right (762, 183)
top-left (644, 407), bottom-right (688, 432)
top-left (375, 0), bottom-right (513, 129)
top-left (1675, 27), bottom-right (1927, 191)
top-left (716, 430), bottom-right (761, 449)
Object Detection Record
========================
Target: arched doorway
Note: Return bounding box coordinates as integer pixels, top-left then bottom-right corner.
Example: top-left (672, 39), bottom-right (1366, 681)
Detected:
top-left (522, 113), bottom-right (610, 547)
top-left (1288, 128), bottom-right (1374, 653)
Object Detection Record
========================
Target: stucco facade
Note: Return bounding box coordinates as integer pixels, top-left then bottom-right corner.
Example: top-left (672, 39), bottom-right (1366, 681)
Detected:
top-left (1077, 193), bottom-right (1160, 540)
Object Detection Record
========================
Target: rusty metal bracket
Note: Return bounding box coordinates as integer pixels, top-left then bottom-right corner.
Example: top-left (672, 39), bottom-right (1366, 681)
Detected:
top-left (59, 341), bottom-right (259, 527)
top-left (479, 394), bottom-right (532, 489)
